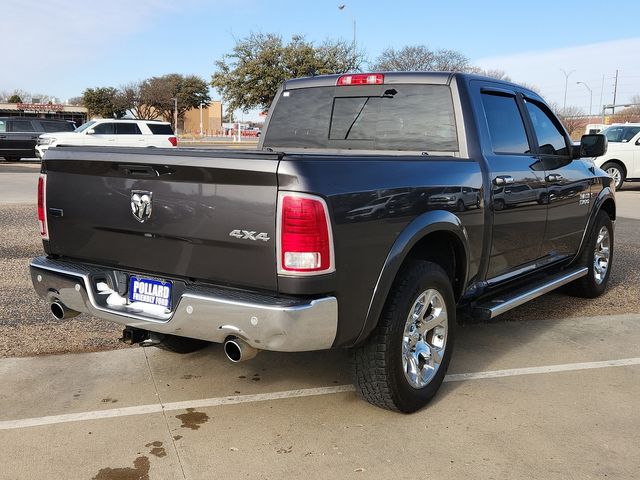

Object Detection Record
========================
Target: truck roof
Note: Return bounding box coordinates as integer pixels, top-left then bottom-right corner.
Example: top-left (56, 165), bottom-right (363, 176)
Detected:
top-left (283, 71), bottom-right (541, 98)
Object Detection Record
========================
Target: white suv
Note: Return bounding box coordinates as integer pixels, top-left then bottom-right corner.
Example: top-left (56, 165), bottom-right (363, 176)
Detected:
top-left (36, 119), bottom-right (177, 158)
top-left (594, 123), bottom-right (640, 189)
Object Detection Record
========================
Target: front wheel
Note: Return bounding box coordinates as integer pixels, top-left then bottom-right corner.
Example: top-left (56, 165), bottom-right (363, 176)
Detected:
top-left (565, 210), bottom-right (614, 298)
top-left (602, 162), bottom-right (624, 190)
top-left (351, 261), bottom-right (455, 413)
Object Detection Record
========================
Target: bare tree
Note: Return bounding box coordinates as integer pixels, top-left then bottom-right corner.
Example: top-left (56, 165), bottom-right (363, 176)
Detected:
top-left (519, 82), bottom-right (541, 94)
top-left (610, 94), bottom-right (640, 123)
top-left (131, 80), bottom-right (160, 120)
top-left (470, 68), bottom-right (512, 81)
top-left (370, 45), bottom-right (471, 72)
top-left (4, 89), bottom-right (30, 103)
top-left (552, 104), bottom-right (587, 138)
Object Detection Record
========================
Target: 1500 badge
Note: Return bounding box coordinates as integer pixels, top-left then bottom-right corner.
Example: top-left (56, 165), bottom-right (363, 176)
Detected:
top-left (229, 229), bottom-right (271, 242)
top-left (579, 192), bottom-right (592, 206)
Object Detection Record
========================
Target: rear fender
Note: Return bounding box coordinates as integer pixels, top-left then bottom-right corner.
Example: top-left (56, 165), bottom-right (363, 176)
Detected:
top-left (354, 210), bottom-right (470, 345)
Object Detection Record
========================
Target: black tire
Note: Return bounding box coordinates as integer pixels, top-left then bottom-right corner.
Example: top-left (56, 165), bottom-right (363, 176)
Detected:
top-left (4, 157), bottom-right (21, 162)
top-left (565, 210), bottom-right (614, 298)
top-left (601, 161), bottom-right (625, 190)
top-left (494, 198), bottom-right (505, 211)
top-left (155, 334), bottom-right (210, 354)
top-left (456, 199), bottom-right (465, 212)
top-left (351, 261), bottom-right (456, 413)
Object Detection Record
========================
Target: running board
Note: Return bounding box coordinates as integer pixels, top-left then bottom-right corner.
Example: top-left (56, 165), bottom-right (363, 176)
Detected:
top-left (473, 267), bottom-right (588, 320)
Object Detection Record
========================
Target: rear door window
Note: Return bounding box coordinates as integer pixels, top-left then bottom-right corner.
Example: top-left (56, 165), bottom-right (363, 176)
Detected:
top-left (9, 120), bottom-right (35, 132)
top-left (481, 93), bottom-right (531, 154)
top-left (114, 123), bottom-right (142, 134)
top-left (147, 123), bottom-right (174, 134)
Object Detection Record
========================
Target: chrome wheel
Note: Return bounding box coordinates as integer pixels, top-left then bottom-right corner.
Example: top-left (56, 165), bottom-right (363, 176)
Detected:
top-left (606, 167), bottom-right (622, 189)
top-left (594, 226), bottom-right (611, 285)
top-left (402, 289), bottom-right (448, 389)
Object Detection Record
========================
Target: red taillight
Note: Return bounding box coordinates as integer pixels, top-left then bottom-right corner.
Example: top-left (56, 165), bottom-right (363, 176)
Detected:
top-left (278, 193), bottom-right (334, 274)
top-left (336, 73), bottom-right (384, 86)
top-left (168, 136), bottom-right (177, 147)
top-left (37, 174), bottom-right (48, 239)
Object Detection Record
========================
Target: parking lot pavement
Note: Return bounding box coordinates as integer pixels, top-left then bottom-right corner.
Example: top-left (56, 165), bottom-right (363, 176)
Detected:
top-left (1, 163), bottom-right (639, 479)
top-left (614, 184), bottom-right (640, 219)
top-left (0, 313), bottom-right (639, 479)
top-left (0, 162), bottom-right (40, 204)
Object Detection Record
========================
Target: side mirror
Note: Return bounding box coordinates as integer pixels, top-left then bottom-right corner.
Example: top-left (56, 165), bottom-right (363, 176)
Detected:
top-left (578, 134), bottom-right (607, 158)
top-left (86, 129), bottom-right (95, 135)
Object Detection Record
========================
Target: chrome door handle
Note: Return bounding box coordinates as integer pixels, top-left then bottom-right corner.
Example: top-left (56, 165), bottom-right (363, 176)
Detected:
top-left (546, 174), bottom-right (563, 182)
top-left (493, 175), bottom-right (514, 186)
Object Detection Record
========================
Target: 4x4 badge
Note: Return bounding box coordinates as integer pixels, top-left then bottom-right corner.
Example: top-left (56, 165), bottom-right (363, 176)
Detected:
top-left (131, 190), bottom-right (153, 223)
top-left (229, 229), bottom-right (270, 242)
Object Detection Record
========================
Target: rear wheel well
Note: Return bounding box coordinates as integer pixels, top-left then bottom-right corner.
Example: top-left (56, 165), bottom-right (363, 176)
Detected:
top-left (401, 231), bottom-right (466, 302)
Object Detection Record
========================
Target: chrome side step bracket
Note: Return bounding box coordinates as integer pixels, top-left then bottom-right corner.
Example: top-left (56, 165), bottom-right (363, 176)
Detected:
top-left (473, 267), bottom-right (588, 320)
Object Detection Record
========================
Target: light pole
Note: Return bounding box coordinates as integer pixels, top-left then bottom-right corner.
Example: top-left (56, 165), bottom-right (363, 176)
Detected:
top-left (338, 4), bottom-right (356, 68)
top-left (576, 81), bottom-right (593, 117)
top-left (560, 69), bottom-right (575, 111)
top-left (170, 97), bottom-right (178, 135)
top-left (199, 102), bottom-right (204, 138)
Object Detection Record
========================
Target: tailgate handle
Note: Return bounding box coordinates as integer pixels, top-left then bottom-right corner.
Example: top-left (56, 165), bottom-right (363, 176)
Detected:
top-left (117, 164), bottom-right (158, 177)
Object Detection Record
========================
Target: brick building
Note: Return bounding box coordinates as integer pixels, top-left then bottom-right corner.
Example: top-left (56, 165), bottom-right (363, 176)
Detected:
top-left (181, 101), bottom-right (222, 136)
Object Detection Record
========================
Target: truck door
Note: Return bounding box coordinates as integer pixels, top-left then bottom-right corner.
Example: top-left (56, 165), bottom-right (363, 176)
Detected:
top-left (522, 97), bottom-right (592, 259)
top-left (478, 86), bottom-right (548, 279)
top-left (6, 119), bottom-right (40, 158)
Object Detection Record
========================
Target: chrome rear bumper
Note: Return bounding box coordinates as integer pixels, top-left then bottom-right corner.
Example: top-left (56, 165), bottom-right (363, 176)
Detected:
top-left (30, 256), bottom-right (338, 352)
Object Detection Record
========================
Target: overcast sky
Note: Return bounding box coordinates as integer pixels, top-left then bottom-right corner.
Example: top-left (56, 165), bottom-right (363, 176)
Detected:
top-left (2, 0), bottom-right (640, 118)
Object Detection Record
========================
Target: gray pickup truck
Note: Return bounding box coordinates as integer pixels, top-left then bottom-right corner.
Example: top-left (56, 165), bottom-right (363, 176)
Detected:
top-left (30, 72), bottom-right (614, 412)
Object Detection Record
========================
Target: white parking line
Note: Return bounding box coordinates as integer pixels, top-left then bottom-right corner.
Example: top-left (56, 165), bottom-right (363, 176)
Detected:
top-left (1, 357), bottom-right (639, 431)
top-left (443, 357), bottom-right (640, 382)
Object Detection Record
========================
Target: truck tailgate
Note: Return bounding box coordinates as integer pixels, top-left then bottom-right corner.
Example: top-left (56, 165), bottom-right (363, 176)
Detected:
top-left (43, 147), bottom-right (281, 291)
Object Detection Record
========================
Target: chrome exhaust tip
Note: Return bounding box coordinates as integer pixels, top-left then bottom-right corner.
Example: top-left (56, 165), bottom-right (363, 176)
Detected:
top-left (50, 301), bottom-right (80, 320)
top-left (224, 337), bottom-right (258, 363)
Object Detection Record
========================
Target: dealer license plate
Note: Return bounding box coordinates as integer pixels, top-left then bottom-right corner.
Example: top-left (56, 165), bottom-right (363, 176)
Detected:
top-left (128, 276), bottom-right (172, 309)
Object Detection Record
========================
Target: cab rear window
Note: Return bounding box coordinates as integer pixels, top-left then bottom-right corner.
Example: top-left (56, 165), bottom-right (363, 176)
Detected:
top-left (264, 84), bottom-right (458, 152)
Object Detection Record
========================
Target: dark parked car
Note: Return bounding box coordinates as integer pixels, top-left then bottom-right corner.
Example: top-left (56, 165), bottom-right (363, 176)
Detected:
top-left (30, 72), bottom-right (614, 413)
top-left (0, 117), bottom-right (74, 161)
